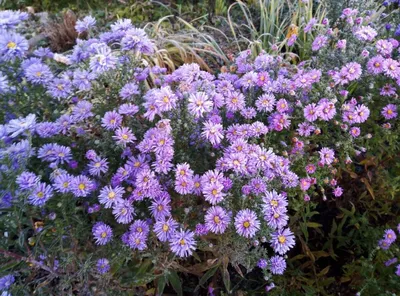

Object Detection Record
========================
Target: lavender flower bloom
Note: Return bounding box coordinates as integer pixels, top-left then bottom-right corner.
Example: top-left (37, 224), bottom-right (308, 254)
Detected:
top-left (0, 274), bottom-right (14, 290)
top-left (202, 120), bottom-right (224, 146)
top-left (269, 255), bottom-right (287, 274)
top-left (71, 175), bottom-right (94, 197)
top-left (88, 156), bottom-right (109, 176)
top-left (16, 171), bottom-right (40, 190)
top-left (119, 82), bottom-right (140, 100)
top-left (169, 229), bottom-right (197, 257)
top-left (98, 185), bottom-right (125, 208)
top-left (113, 127), bottom-right (136, 147)
top-left (270, 228), bottom-right (295, 255)
top-left (149, 194), bottom-right (171, 220)
top-left (25, 63), bottom-right (54, 85)
top-left (75, 16), bottom-right (96, 34)
top-left (89, 44), bottom-right (117, 74)
top-left (6, 114), bottom-right (36, 138)
top-left (383, 229), bottom-right (397, 244)
top-left (188, 92), bottom-right (213, 118)
top-left (35, 122), bottom-right (62, 138)
top-left (53, 173), bottom-right (73, 193)
top-left (72, 101), bottom-right (94, 121)
top-left (382, 104), bottom-right (397, 120)
top-left (112, 199), bottom-right (134, 224)
top-left (0, 31), bottom-right (28, 61)
top-left (0, 72), bottom-right (10, 94)
top-left (154, 217), bottom-right (178, 242)
top-left (130, 219), bottom-right (150, 236)
top-left (264, 208), bottom-right (289, 229)
top-left (101, 111), bottom-right (122, 130)
top-left (72, 69), bottom-right (96, 91)
top-left (96, 258), bottom-right (110, 274)
top-left (396, 264), bottom-right (400, 277)
top-left (0, 10), bottom-right (28, 30)
top-left (47, 78), bottom-right (73, 99)
top-left (126, 232), bottom-right (147, 250)
top-left (234, 209), bottom-right (260, 238)
top-left (92, 222), bottom-right (113, 245)
top-left (319, 147), bottom-right (335, 165)
top-left (312, 35), bottom-right (328, 51)
top-left (121, 28), bottom-right (154, 55)
top-left (385, 258), bottom-right (398, 267)
top-left (205, 206), bottom-right (231, 234)
top-left (28, 182), bottom-right (53, 206)
top-left (257, 258), bottom-right (268, 269)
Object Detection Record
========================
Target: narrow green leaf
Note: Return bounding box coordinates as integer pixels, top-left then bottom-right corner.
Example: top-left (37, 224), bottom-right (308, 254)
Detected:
top-left (156, 275), bottom-right (167, 296)
top-left (167, 270), bottom-right (183, 296)
top-left (198, 264), bottom-right (220, 288)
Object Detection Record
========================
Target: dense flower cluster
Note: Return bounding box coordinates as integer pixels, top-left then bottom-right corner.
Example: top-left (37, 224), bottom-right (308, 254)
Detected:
top-left (378, 225), bottom-right (400, 277)
top-left (0, 5), bottom-right (399, 293)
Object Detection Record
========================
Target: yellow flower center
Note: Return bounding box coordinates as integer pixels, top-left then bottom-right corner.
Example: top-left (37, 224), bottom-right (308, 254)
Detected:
top-left (163, 96), bottom-right (169, 103)
top-left (231, 98), bottom-right (238, 104)
top-left (194, 182), bottom-right (200, 188)
top-left (137, 227), bottom-right (142, 233)
top-left (35, 72), bottom-right (42, 77)
top-left (134, 161), bottom-right (140, 167)
top-left (212, 189), bottom-right (218, 196)
top-left (274, 213), bottom-right (280, 218)
top-left (270, 200), bottom-right (278, 207)
top-left (214, 216), bottom-right (221, 224)
top-left (159, 139), bottom-right (165, 145)
top-left (180, 239), bottom-right (186, 245)
top-left (162, 224), bottom-right (169, 232)
top-left (388, 109), bottom-right (393, 115)
top-left (95, 162), bottom-right (101, 167)
top-left (135, 238), bottom-right (141, 244)
top-left (37, 192), bottom-right (44, 198)
top-left (108, 192), bottom-right (115, 199)
top-left (122, 134), bottom-right (129, 140)
top-left (157, 205), bottom-right (163, 211)
top-left (121, 208), bottom-right (127, 215)
top-left (78, 183), bottom-right (86, 190)
top-left (63, 182), bottom-right (69, 188)
top-left (7, 41), bottom-right (17, 49)
top-left (243, 221), bottom-right (250, 228)
top-left (278, 235), bottom-right (286, 244)
top-left (101, 232), bottom-right (107, 238)
top-left (110, 119), bottom-right (115, 124)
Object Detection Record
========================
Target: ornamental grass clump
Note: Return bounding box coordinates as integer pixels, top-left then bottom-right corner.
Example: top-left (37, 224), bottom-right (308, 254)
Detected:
top-left (0, 3), bottom-right (399, 294)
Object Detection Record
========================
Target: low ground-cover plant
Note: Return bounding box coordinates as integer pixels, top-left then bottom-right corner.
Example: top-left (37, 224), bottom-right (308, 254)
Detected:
top-left (0, 2), bottom-right (399, 295)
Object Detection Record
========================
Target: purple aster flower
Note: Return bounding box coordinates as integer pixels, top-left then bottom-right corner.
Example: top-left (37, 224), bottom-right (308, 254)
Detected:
top-left (71, 101), bottom-right (93, 121)
top-left (72, 69), bottom-right (96, 91)
top-left (25, 63), bottom-right (54, 85)
top-left (383, 229), bottom-right (397, 244)
top-left (113, 126), bottom-right (136, 147)
top-left (71, 175), bottom-right (94, 197)
top-left (28, 182), bottom-right (53, 206)
top-left (367, 55), bottom-right (384, 75)
top-left (378, 239), bottom-right (391, 250)
top-left (333, 186), bottom-right (343, 197)
top-left (53, 173), bottom-right (73, 193)
top-left (202, 120), bottom-right (224, 146)
top-left (88, 156), bottom-right (109, 176)
top-left (169, 229), bottom-right (197, 258)
top-left (92, 222), bottom-right (113, 245)
top-left (304, 103), bottom-right (318, 122)
top-left (96, 258), bottom-right (110, 274)
top-left (33, 47), bottom-right (53, 59)
top-left (6, 113), bottom-right (36, 138)
top-left (121, 28), bottom-right (154, 54)
top-left (264, 208), bottom-right (289, 229)
top-left (319, 147), bottom-right (335, 165)
top-left (341, 62), bottom-right (362, 81)
top-left (112, 199), bottom-right (134, 224)
top-left (16, 171), bottom-right (40, 190)
top-left (257, 258), bottom-right (268, 269)
top-left (89, 44), bottom-right (117, 74)
top-left (154, 217), bottom-right (179, 242)
top-left (312, 35), bottom-right (328, 51)
top-left (0, 274), bottom-right (14, 290)
top-left (225, 91), bottom-right (245, 112)
top-left (354, 26), bottom-right (377, 41)
top-left (188, 92), bottom-right (213, 118)
top-left (0, 10), bottom-right (28, 30)
top-left (125, 232), bottom-right (147, 250)
top-left (385, 258), bottom-right (397, 267)
top-left (262, 190), bottom-right (288, 213)
top-left (47, 78), bottom-right (73, 99)
top-left (234, 209), bottom-right (260, 238)
top-left (35, 122), bottom-right (62, 138)
top-left (0, 31), bottom-right (28, 61)
top-left (118, 103), bottom-right (139, 115)
top-left (205, 206), bottom-right (231, 234)
top-left (383, 58), bottom-right (400, 79)
top-left (353, 104), bottom-right (370, 123)
top-left (203, 182), bottom-right (225, 205)
top-left (99, 185), bottom-right (125, 208)
top-left (0, 72), bottom-right (10, 94)
top-left (149, 194), bottom-right (171, 220)
top-left (119, 82), bottom-right (140, 100)
top-left (130, 219), bottom-right (150, 236)
top-left (269, 255), bottom-right (286, 275)
top-left (382, 104), bottom-right (397, 120)
top-left (51, 144), bottom-right (73, 165)
top-left (270, 228), bottom-right (295, 255)
top-left (349, 127), bottom-right (360, 138)
top-left (75, 15), bottom-right (96, 34)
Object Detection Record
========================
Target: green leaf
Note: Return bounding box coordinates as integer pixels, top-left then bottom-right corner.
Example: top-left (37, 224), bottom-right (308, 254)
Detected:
top-left (156, 275), bottom-right (167, 296)
top-left (221, 266), bottom-right (231, 293)
top-left (198, 264), bottom-right (220, 288)
top-left (167, 270), bottom-right (183, 296)
top-left (306, 222), bottom-right (322, 228)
